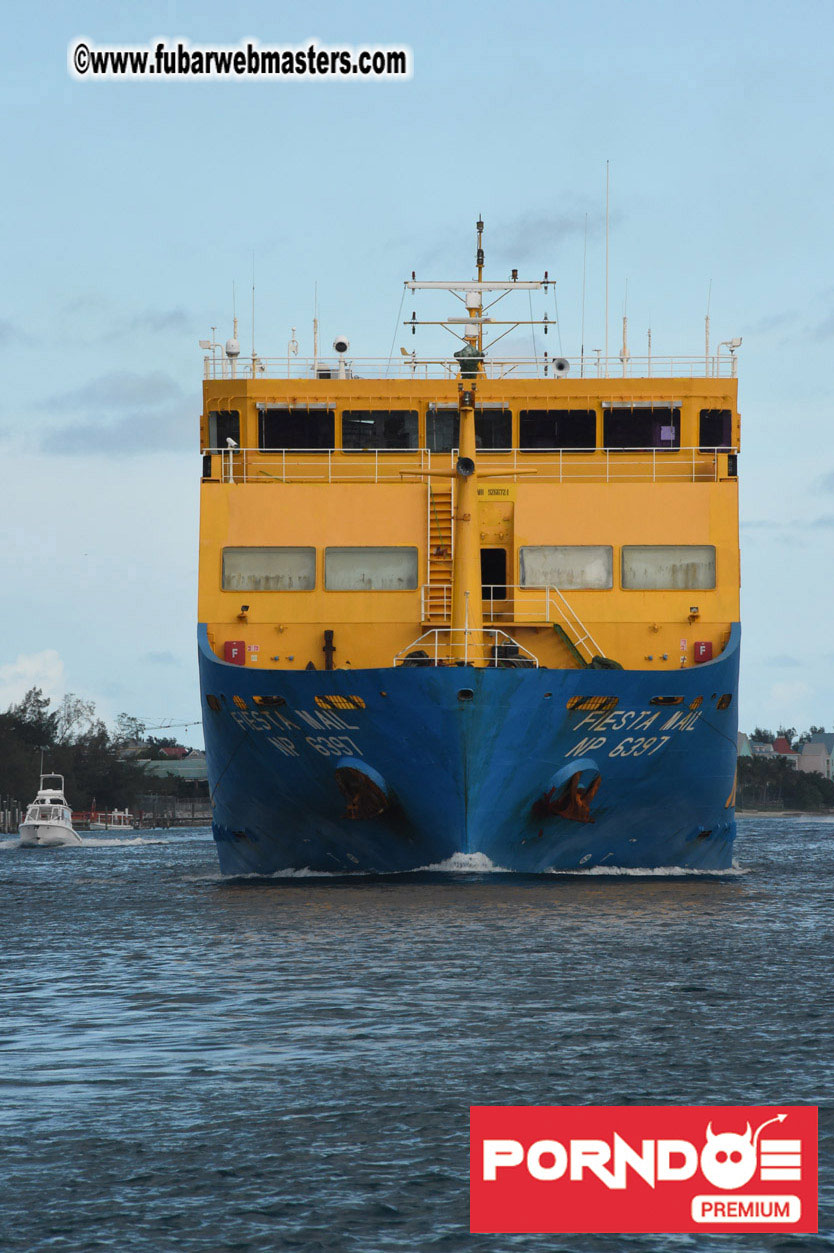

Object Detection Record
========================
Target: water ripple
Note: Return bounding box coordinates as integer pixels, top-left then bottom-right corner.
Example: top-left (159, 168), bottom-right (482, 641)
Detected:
top-left (0, 820), bottom-right (830, 1251)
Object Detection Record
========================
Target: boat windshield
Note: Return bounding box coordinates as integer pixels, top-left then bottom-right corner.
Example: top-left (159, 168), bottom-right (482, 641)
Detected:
top-left (33, 805), bottom-right (61, 821)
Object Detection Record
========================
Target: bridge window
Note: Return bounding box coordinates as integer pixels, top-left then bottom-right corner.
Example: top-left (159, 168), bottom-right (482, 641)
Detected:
top-left (325, 546), bottom-right (418, 590)
top-left (622, 545), bottom-right (716, 590)
top-left (341, 410), bottom-right (419, 450)
top-left (427, 406), bottom-right (512, 452)
top-left (258, 405), bottom-right (334, 451)
top-left (476, 406), bottom-right (512, 449)
top-left (222, 547), bottom-right (316, 591)
top-left (427, 407), bottom-right (458, 452)
top-left (603, 406), bottom-right (680, 449)
top-left (520, 545), bottom-right (613, 590)
top-left (208, 409), bottom-right (239, 449)
top-left (519, 409), bottom-right (596, 449)
top-left (699, 408), bottom-right (733, 450)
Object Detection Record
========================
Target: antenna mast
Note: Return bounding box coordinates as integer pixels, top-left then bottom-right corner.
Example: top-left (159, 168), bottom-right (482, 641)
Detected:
top-left (251, 253), bottom-right (256, 373)
top-left (475, 216), bottom-right (484, 354)
top-left (620, 279), bottom-right (629, 373)
top-left (313, 282), bottom-right (319, 373)
top-left (230, 283), bottom-right (239, 380)
top-left (403, 221), bottom-right (550, 373)
top-left (605, 160), bottom-right (610, 377)
top-left (580, 212), bottom-right (588, 378)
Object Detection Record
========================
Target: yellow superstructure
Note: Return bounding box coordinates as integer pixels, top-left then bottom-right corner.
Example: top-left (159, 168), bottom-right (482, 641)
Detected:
top-left (198, 372), bottom-right (739, 674)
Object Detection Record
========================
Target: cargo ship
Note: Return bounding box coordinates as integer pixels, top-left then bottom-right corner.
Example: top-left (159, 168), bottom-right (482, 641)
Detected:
top-left (198, 222), bottom-right (740, 875)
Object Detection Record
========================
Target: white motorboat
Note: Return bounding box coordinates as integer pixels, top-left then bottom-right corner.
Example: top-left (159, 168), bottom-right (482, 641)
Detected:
top-left (18, 775), bottom-right (82, 847)
top-left (87, 808), bottom-right (135, 831)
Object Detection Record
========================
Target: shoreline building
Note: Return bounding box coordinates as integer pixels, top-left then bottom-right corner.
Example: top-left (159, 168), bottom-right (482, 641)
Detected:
top-left (798, 733), bottom-right (834, 781)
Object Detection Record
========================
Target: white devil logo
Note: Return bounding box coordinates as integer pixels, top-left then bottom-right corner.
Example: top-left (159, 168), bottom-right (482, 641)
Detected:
top-left (700, 1115), bottom-right (786, 1189)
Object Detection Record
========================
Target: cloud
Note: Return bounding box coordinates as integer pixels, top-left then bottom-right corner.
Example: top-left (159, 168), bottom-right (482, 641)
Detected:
top-left (413, 206), bottom-right (609, 271)
top-left (810, 309), bottom-right (834, 341)
top-left (61, 298), bottom-right (194, 344)
top-left (766, 654), bottom-right (802, 668)
top-left (44, 370), bottom-right (182, 411)
top-left (40, 367), bottom-right (192, 455)
top-left (492, 210), bottom-right (606, 263)
top-left (744, 310), bottom-right (798, 335)
top-left (803, 285), bottom-right (834, 341)
top-left (769, 680), bottom-right (811, 705)
top-left (816, 471), bottom-right (834, 493)
top-left (739, 520), bottom-right (798, 544)
top-left (0, 650), bottom-right (65, 708)
top-left (43, 401), bottom-right (191, 455)
top-left (103, 308), bottom-right (192, 341)
top-left (142, 651), bottom-right (181, 666)
top-left (0, 318), bottom-right (31, 347)
top-left (742, 514), bottom-right (834, 543)
top-left (744, 287), bottom-right (834, 343)
top-left (62, 295), bottom-right (111, 316)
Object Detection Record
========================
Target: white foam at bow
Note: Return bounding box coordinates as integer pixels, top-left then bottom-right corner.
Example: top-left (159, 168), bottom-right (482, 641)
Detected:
top-left (227, 852), bottom-right (510, 878)
top-left (415, 851), bottom-right (511, 873)
top-left (552, 862), bottom-right (747, 876)
top-left (222, 854), bottom-right (746, 879)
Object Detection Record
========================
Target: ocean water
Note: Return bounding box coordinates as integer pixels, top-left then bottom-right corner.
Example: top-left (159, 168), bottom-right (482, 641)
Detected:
top-left (0, 818), bottom-right (831, 1253)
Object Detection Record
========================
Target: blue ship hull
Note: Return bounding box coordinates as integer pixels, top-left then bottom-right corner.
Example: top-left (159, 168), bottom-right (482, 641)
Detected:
top-left (198, 624), bottom-right (740, 876)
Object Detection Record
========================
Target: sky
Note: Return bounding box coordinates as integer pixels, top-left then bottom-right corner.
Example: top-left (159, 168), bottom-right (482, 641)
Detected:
top-left (2, 0), bottom-right (833, 746)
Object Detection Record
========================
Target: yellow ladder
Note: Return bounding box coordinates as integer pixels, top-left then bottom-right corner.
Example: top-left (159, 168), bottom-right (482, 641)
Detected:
top-left (425, 482), bottom-right (454, 621)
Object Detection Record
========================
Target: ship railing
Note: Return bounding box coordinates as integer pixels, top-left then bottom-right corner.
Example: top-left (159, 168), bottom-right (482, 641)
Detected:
top-left (393, 629), bottom-right (539, 668)
top-left (203, 447), bottom-right (738, 485)
top-left (462, 447), bottom-right (737, 484)
top-left (206, 447), bottom-right (434, 484)
top-left (421, 585), bottom-right (603, 663)
top-left (203, 354), bottom-right (739, 381)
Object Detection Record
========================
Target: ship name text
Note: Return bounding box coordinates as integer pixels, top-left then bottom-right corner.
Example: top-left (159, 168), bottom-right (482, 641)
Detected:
top-left (228, 704), bottom-right (364, 760)
top-left (567, 707), bottom-right (702, 760)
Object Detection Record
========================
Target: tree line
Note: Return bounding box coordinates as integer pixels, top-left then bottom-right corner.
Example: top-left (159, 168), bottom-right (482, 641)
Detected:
top-left (738, 725), bottom-right (834, 811)
top-left (0, 688), bottom-right (194, 809)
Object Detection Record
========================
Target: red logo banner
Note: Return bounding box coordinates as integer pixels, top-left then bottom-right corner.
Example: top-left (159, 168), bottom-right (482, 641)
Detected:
top-left (470, 1105), bottom-right (817, 1234)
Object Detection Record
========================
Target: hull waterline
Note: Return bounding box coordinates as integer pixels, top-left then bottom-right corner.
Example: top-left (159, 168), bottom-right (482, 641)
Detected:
top-left (199, 624), bottom-right (739, 876)
top-left (18, 823), bottom-right (82, 848)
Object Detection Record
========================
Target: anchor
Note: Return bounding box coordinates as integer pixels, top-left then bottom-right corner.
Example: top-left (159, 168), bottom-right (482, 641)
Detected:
top-left (532, 762), bottom-right (602, 824)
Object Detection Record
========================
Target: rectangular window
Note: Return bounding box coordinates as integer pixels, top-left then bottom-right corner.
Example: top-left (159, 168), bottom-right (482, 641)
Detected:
top-left (426, 406), bottom-right (512, 452)
top-left (621, 545), bottom-right (716, 590)
top-left (222, 547), bottom-right (316, 591)
top-left (476, 406), bottom-right (512, 450)
top-left (519, 409), bottom-right (596, 449)
top-left (603, 406), bottom-right (680, 449)
top-left (427, 407), bottom-right (459, 453)
top-left (325, 546), bottom-right (418, 590)
top-left (699, 408), bottom-right (733, 451)
top-left (519, 545), bottom-right (613, 589)
top-left (208, 409), bottom-right (240, 449)
top-left (341, 410), bottom-right (419, 450)
top-left (258, 406), bottom-right (334, 451)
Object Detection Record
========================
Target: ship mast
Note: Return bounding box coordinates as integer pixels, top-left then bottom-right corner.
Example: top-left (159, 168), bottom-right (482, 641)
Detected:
top-left (451, 219), bottom-right (486, 664)
top-left (474, 215), bottom-right (485, 356)
top-left (450, 380), bottom-right (484, 663)
top-left (403, 220), bottom-right (552, 665)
